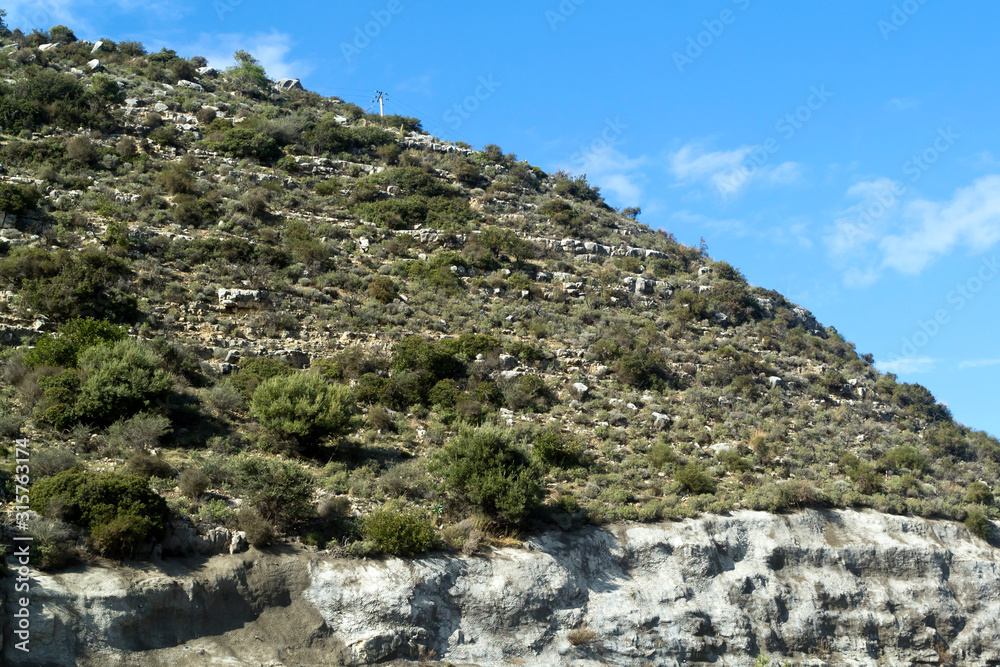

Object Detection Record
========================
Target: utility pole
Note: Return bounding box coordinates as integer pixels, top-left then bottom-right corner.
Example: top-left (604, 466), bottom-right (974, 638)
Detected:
top-left (374, 90), bottom-right (385, 117)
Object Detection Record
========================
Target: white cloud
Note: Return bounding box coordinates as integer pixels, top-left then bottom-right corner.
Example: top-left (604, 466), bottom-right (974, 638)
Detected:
top-left (180, 31), bottom-right (313, 82)
top-left (669, 210), bottom-right (748, 236)
top-left (877, 357), bottom-right (936, 374)
top-left (3, 0), bottom-right (175, 35)
top-left (880, 175), bottom-right (1000, 274)
top-left (561, 144), bottom-right (648, 204)
top-left (958, 359), bottom-right (1000, 370)
top-left (667, 143), bottom-right (801, 197)
top-left (826, 177), bottom-right (903, 257)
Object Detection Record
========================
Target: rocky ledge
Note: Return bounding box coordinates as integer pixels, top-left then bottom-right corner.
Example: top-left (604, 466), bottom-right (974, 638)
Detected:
top-left (4, 509), bottom-right (1000, 666)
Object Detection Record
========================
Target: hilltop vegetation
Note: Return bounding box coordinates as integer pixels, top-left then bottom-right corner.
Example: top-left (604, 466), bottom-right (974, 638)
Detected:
top-left (0, 20), bottom-right (997, 565)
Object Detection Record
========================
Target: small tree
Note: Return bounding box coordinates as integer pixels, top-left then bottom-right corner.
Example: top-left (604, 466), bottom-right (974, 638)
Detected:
top-left (250, 373), bottom-right (355, 442)
top-left (226, 50), bottom-right (269, 96)
top-left (26, 317), bottom-right (126, 368)
top-left (431, 426), bottom-right (544, 526)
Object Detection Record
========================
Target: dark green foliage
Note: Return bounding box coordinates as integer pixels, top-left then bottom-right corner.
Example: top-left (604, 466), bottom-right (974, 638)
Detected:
top-left (229, 357), bottom-right (294, 400)
top-left (709, 281), bottom-right (762, 326)
top-left (881, 445), bottom-right (928, 474)
top-left (307, 116), bottom-right (397, 154)
top-left (37, 340), bottom-right (174, 429)
top-left (0, 67), bottom-right (115, 133)
top-left (179, 467), bottom-right (209, 499)
top-left (612, 349), bottom-right (678, 391)
top-left (31, 469), bottom-right (169, 557)
top-left (552, 172), bottom-right (602, 203)
top-left (533, 428), bottom-right (583, 469)
top-left (965, 507), bottom-right (993, 540)
top-left (238, 506), bottom-right (273, 547)
top-left (209, 126), bottom-right (282, 162)
top-left (967, 481), bottom-right (994, 506)
top-left (0, 247), bottom-right (137, 323)
top-left (0, 182), bottom-right (40, 214)
top-left (676, 463), bottom-right (715, 495)
top-left (226, 455), bottom-right (315, 527)
top-left (362, 509), bottom-right (435, 556)
top-left (126, 451), bottom-right (175, 479)
top-left (367, 276), bottom-right (398, 303)
top-left (250, 373), bottom-right (356, 442)
top-left (25, 317), bottom-right (126, 369)
top-left (431, 426), bottom-right (545, 525)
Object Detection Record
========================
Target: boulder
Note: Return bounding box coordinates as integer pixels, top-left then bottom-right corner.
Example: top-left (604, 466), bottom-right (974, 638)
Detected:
top-left (570, 382), bottom-right (589, 399)
top-left (274, 78), bottom-right (304, 91)
top-left (217, 288), bottom-right (268, 309)
top-left (38, 43), bottom-right (61, 52)
top-left (91, 40), bottom-right (104, 53)
top-left (196, 66), bottom-right (218, 76)
top-left (86, 59), bottom-right (103, 72)
top-left (153, 102), bottom-right (169, 113)
top-left (177, 79), bottom-right (204, 92)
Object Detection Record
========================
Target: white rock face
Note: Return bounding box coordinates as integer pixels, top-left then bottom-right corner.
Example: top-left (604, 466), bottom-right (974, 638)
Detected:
top-left (7, 510), bottom-right (1000, 666)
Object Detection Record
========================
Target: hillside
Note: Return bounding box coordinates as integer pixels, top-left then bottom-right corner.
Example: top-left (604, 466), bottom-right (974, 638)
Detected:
top-left (0, 22), bottom-right (998, 580)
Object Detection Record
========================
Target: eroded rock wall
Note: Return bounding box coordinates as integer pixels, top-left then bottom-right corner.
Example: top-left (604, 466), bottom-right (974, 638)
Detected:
top-left (5, 510), bottom-right (1000, 666)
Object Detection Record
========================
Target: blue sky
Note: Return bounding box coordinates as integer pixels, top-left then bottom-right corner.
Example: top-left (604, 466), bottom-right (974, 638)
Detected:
top-left (8, 1), bottom-right (998, 437)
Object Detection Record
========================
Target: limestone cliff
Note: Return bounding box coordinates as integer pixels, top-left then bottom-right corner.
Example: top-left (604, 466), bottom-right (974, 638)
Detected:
top-left (4, 509), bottom-right (1000, 666)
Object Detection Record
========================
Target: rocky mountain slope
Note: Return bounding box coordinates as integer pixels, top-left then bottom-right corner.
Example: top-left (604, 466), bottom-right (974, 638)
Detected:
top-left (0, 20), bottom-right (998, 666)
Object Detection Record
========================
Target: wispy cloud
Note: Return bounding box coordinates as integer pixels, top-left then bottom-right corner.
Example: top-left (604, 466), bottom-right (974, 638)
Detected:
top-left (179, 31), bottom-right (313, 81)
top-left (667, 143), bottom-right (801, 197)
top-left (880, 175), bottom-right (1000, 274)
top-left (958, 359), bottom-right (1000, 370)
top-left (826, 174), bottom-right (1000, 284)
top-left (3, 0), bottom-right (176, 34)
top-left (877, 357), bottom-right (936, 374)
top-left (562, 145), bottom-right (648, 204)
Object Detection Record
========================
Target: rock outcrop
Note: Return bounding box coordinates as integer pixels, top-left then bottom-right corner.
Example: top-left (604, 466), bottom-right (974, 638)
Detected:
top-left (5, 509), bottom-right (1000, 666)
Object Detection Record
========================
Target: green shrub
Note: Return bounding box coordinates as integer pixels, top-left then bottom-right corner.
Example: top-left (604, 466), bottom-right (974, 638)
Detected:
top-left (965, 507), bottom-right (993, 540)
top-left (676, 463), bottom-right (715, 495)
top-left (0, 182), bottom-right (40, 214)
top-left (882, 445), bottom-right (928, 474)
top-left (26, 317), bottom-right (126, 368)
top-left (0, 247), bottom-right (137, 323)
top-left (534, 428), bottom-right (583, 469)
top-left (226, 455), bottom-right (315, 527)
top-left (431, 426), bottom-right (545, 525)
top-left (250, 373), bottom-right (355, 442)
top-left (125, 451), bottom-right (175, 479)
top-left (209, 126), bottom-right (282, 162)
top-left (229, 356), bottom-right (294, 400)
top-left (31, 469), bottom-right (169, 558)
top-left (967, 482), bottom-right (994, 506)
top-left (362, 509), bottom-right (435, 556)
top-left (38, 340), bottom-right (174, 429)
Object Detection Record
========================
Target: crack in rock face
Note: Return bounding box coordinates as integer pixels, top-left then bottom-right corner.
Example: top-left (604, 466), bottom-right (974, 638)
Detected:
top-left (5, 509), bottom-right (1000, 666)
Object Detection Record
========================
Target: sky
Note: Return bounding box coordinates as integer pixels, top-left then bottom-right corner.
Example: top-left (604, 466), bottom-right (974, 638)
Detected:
top-left (6, 1), bottom-right (998, 437)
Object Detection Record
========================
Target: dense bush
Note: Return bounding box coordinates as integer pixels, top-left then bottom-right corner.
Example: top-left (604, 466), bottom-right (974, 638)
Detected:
top-left (208, 126), bottom-right (282, 162)
top-left (225, 455), bottom-right (315, 527)
top-left (25, 317), bottom-right (126, 368)
top-left (0, 248), bottom-right (137, 323)
top-left (250, 373), bottom-right (355, 442)
top-left (0, 67), bottom-right (115, 133)
top-left (37, 340), bottom-right (174, 429)
top-left (362, 509), bottom-right (435, 556)
top-left (431, 426), bottom-right (545, 525)
top-left (675, 463), bottom-right (716, 495)
top-left (229, 357), bottom-right (294, 400)
top-left (965, 507), bottom-right (993, 540)
top-left (31, 469), bottom-right (169, 557)
top-left (0, 182), bottom-right (40, 214)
